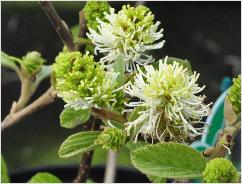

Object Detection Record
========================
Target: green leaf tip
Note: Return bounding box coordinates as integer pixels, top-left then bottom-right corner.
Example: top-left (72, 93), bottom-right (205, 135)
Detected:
top-left (1, 156), bottom-right (10, 183)
top-left (58, 131), bottom-right (101, 158)
top-left (60, 107), bottom-right (91, 129)
top-left (130, 142), bottom-right (206, 179)
top-left (28, 172), bottom-right (62, 183)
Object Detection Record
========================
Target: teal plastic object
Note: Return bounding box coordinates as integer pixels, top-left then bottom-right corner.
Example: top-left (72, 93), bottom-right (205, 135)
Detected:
top-left (190, 90), bottom-right (228, 151)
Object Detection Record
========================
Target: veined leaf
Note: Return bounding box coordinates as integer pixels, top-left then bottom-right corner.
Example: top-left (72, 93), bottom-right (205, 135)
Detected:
top-left (59, 131), bottom-right (101, 158)
top-left (130, 142), bottom-right (206, 179)
top-left (28, 172), bottom-right (62, 183)
top-left (1, 156), bottom-right (10, 183)
top-left (113, 54), bottom-right (125, 87)
top-left (147, 175), bottom-right (166, 183)
top-left (128, 106), bottom-right (146, 122)
top-left (1, 51), bottom-right (21, 71)
top-left (60, 107), bottom-right (91, 129)
top-left (34, 65), bottom-right (52, 86)
top-left (125, 140), bottom-right (148, 151)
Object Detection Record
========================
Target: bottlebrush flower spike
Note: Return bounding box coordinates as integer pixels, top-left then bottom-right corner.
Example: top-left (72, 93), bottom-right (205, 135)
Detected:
top-left (87, 5), bottom-right (165, 72)
top-left (124, 57), bottom-right (212, 143)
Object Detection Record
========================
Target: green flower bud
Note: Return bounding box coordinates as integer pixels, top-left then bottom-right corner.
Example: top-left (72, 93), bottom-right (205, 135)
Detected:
top-left (21, 51), bottom-right (45, 75)
top-left (95, 127), bottom-right (126, 152)
top-left (84, 1), bottom-right (110, 31)
top-left (228, 75), bottom-right (241, 114)
top-left (203, 158), bottom-right (239, 183)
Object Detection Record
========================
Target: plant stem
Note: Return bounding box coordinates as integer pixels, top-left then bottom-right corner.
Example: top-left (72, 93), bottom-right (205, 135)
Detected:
top-left (104, 150), bottom-right (117, 183)
top-left (39, 1), bottom-right (75, 51)
top-left (1, 87), bottom-right (56, 131)
top-left (73, 118), bottom-right (99, 183)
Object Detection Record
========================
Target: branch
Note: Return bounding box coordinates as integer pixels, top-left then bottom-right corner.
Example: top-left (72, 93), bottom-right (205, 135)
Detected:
top-left (1, 87), bottom-right (57, 131)
top-left (73, 118), bottom-right (99, 183)
top-left (39, 1), bottom-right (75, 51)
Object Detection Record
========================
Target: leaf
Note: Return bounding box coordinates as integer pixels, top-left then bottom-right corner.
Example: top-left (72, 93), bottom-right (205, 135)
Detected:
top-left (1, 51), bottom-right (21, 71)
top-left (152, 57), bottom-right (193, 74)
top-left (59, 131), bottom-right (101, 158)
top-left (125, 140), bottom-right (148, 151)
top-left (1, 156), bottom-right (10, 183)
top-left (147, 174), bottom-right (166, 183)
top-left (60, 107), bottom-right (91, 129)
top-left (113, 54), bottom-right (125, 87)
top-left (28, 172), bottom-right (62, 183)
top-left (34, 65), bottom-right (52, 86)
top-left (130, 142), bottom-right (206, 179)
top-left (128, 106), bottom-right (146, 122)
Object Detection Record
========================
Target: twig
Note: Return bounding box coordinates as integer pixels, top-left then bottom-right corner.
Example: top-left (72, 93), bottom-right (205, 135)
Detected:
top-left (1, 87), bottom-right (57, 131)
top-left (104, 150), bottom-right (117, 183)
top-left (39, 1), bottom-right (75, 51)
top-left (73, 118), bottom-right (99, 183)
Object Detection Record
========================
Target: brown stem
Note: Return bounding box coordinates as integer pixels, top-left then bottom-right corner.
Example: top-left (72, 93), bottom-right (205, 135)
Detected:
top-left (73, 118), bottom-right (99, 183)
top-left (1, 87), bottom-right (57, 131)
top-left (209, 124), bottom-right (240, 159)
top-left (39, 1), bottom-right (75, 51)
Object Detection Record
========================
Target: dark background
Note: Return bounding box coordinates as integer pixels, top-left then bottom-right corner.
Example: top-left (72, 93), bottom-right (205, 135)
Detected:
top-left (1, 0), bottom-right (241, 175)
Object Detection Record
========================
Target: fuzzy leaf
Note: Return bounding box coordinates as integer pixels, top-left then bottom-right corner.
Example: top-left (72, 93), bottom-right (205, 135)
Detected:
top-left (125, 141), bottom-right (148, 151)
top-left (128, 106), bottom-right (146, 122)
top-left (59, 131), bottom-right (101, 158)
top-left (113, 54), bottom-right (125, 86)
top-left (28, 172), bottom-right (62, 183)
top-left (147, 175), bottom-right (166, 183)
top-left (60, 107), bottom-right (91, 129)
top-left (130, 142), bottom-right (206, 179)
top-left (1, 51), bottom-right (21, 71)
top-left (152, 57), bottom-right (193, 74)
top-left (1, 156), bottom-right (10, 183)
top-left (34, 65), bottom-right (52, 85)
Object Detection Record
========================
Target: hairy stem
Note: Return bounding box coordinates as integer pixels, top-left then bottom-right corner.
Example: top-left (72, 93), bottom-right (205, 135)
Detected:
top-left (1, 87), bottom-right (56, 131)
top-left (39, 1), bottom-right (75, 51)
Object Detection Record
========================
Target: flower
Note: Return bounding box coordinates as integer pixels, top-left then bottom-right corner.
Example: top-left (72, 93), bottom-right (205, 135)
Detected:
top-left (203, 158), bottom-right (239, 183)
top-left (228, 75), bottom-right (241, 114)
top-left (95, 127), bottom-right (126, 152)
top-left (53, 51), bottom-right (123, 111)
top-left (124, 57), bottom-right (211, 143)
top-left (87, 5), bottom-right (165, 72)
top-left (84, 1), bottom-right (110, 31)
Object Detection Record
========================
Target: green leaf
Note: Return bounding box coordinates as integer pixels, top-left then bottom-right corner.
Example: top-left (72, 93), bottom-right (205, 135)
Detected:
top-left (152, 57), bottom-right (193, 74)
top-left (34, 65), bottom-right (52, 86)
top-left (28, 172), bottom-right (62, 183)
top-left (125, 140), bottom-right (148, 151)
top-left (1, 51), bottom-right (21, 71)
top-left (147, 175), bottom-right (166, 183)
top-left (130, 142), bottom-right (206, 179)
top-left (60, 107), bottom-right (91, 129)
top-left (1, 156), bottom-right (10, 183)
top-left (59, 131), bottom-right (101, 158)
top-left (113, 54), bottom-right (125, 86)
top-left (128, 106), bottom-right (146, 122)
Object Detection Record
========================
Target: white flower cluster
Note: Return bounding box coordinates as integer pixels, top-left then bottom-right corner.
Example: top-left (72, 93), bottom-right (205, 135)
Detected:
top-left (124, 57), bottom-right (212, 142)
top-left (87, 5), bottom-right (165, 72)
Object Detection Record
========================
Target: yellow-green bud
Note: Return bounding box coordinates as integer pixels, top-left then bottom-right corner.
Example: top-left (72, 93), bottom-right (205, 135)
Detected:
top-left (21, 51), bottom-right (45, 75)
top-left (95, 127), bottom-right (126, 152)
top-left (228, 75), bottom-right (241, 114)
top-left (203, 158), bottom-right (239, 183)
